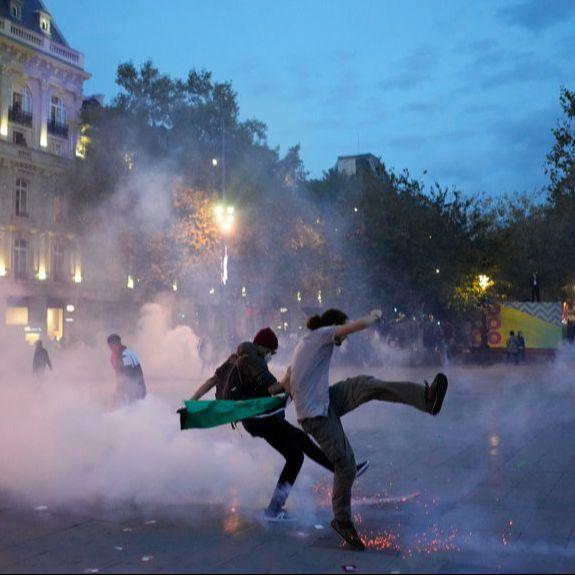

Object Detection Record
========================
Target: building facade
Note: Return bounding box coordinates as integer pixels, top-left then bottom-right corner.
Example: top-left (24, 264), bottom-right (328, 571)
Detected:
top-left (0, 0), bottom-right (89, 342)
top-left (336, 153), bottom-right (385, 178)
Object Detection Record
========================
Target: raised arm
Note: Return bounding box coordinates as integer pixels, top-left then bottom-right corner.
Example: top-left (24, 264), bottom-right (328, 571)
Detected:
top-left (335, 309), bottom-right (383, 340)
top-left (191, 375), bottom-right (219, 401)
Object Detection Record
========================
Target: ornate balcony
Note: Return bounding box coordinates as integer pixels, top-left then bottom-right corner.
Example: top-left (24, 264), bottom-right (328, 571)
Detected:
top-left (9, 106), bottom-right (33, 127)
top-left (0, 18), bottom-right (85, 69)
top-left (47, 119), bottom-right (69, 139)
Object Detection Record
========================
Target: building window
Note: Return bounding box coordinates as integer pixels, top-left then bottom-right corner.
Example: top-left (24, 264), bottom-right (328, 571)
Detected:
top-left (48, 96), bottom-right (69, 139)
top-left (15, 179), bottom-right (29, 217)
top-left (40, 18), bottom-right (50, 33)
top-left (47, 308), bottom-right (63, 341)
top-left (10, 87), bottom-right (33, 127)
top-left (50, 96), bottom-right (67, 125)
top-left (6, 306), bottom-right (28, 326)
top-left (12, 130), bottom-right (27, 147)
top-left (52, 240), bottom-right (66, 282)
top-left (12, 88), bottom-right (32, 114)
top-left (13, 238), bottom-right (28, 280)
top-left (10, 3), bottom-right (22, 20)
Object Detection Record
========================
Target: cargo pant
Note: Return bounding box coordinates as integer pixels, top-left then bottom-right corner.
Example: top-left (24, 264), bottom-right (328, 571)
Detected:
top-left (301, 376), bottom-right (428, 523)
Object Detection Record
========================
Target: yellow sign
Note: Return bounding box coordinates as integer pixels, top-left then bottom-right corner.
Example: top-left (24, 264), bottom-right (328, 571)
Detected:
top-left (473, 303), bottom-right (563, 350)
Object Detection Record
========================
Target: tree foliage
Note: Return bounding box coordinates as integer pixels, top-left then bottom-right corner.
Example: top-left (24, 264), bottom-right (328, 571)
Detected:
top-left (69, 66), bottom-right (575, 320)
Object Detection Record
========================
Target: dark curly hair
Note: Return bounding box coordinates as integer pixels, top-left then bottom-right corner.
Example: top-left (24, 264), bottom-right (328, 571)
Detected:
top-left (307, 309), bottom-right (349, 331)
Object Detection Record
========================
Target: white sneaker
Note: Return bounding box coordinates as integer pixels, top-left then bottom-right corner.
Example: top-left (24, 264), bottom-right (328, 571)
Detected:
top-left (264, 509), bottom-right (297, 523)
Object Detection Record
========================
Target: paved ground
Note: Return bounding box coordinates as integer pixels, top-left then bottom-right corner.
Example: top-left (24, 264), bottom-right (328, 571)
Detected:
top-left (1, 362), bottom-right (575, 574)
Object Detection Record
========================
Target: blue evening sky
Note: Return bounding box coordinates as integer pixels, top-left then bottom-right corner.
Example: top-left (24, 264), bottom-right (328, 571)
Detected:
top-left (48, 0), bottom-right (575, 197)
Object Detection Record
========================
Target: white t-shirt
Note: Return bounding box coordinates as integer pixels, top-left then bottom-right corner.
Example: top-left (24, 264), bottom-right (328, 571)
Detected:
top-left (289, 326), bottom-right (337, 420)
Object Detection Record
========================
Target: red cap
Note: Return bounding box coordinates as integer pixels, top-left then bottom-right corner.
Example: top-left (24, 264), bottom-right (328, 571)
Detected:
top-left (253, 327), bottom-right (279, 351)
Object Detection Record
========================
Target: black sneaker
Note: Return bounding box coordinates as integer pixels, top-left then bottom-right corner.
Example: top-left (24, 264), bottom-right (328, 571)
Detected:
top-left (426, 373), bottom-right (448, 416)
top-left (356, 460), bottom-right (370, 479)
top-left (331, 519), bottom-right (365, 551)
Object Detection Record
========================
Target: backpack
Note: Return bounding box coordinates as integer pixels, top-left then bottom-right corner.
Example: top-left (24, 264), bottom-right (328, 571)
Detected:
top-left (214, 355), bottom-right (245, 400)
top-left (214, 351), bottom-right (270, 401)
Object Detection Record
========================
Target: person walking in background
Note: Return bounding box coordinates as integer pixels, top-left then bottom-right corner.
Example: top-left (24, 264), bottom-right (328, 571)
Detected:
top-left (33, 340), bottom-right (52, 380)
top-left (506, 331), bottom-right (519, 365)
top-left (531, 272), bottom-right (541, 302)
top-left (107, 334), bottom-right (147, 404)
top-left (287, 308), bottom-right (448, 551)
top-left (517, 331), bottom-right (526, 364)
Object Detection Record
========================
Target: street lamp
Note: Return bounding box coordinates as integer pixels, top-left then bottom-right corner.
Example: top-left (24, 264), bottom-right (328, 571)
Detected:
top-left (478, 274), bottom-right (493, 292)
top-left (214, 204), bottom-right (235, 285)
top-left (215, 204), bottom-right (235, 235)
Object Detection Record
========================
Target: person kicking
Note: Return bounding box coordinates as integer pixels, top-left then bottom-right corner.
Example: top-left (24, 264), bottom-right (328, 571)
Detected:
top-left (287, 309), bottom-right (448, 550)
top-left (191, 327), bottom-right (369, 522)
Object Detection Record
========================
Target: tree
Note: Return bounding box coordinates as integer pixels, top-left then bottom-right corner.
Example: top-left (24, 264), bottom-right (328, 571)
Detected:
top-left (172, 186), bottom-right (221, 275)
top-left (547, 88), bottom-right (575, 204)
top-left (67, 61), bottom-right (315, 309)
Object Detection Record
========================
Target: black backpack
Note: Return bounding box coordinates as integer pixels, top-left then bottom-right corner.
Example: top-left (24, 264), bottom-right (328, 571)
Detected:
top-left (215, 355), bottom-right (245, 400)
top-left (214, 351), bottom-right (270, 401)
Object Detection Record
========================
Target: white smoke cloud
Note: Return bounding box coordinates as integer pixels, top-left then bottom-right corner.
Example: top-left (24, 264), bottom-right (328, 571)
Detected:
top-left (0, 301), bottom-right (287, 510)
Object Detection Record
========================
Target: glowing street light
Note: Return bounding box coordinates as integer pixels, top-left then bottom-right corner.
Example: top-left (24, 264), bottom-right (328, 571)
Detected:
top-left (212, 158), bottom-right (219, 167)
top-left (215, 204), bottom-right (235, 235)
top-left (478, 274), bottom-right (493, 292)
top-left (214, 203), bottom-right (235, 286)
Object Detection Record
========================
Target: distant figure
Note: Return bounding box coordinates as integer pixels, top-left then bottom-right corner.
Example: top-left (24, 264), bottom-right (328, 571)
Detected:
top-left (530, 272), bottom-right (541, 302)
top-left (107, 334), bottom-right (147, 404)
top-left (517, 331), bottom-right (526, 363)
top-left (506, 331), bottom-right (519, 365)
top-left (33, 340), bottom-right (52, 379)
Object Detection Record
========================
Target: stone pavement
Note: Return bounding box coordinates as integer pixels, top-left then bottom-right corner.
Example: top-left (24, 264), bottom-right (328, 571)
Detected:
top-left (1, 364), bottom-right (575, 574)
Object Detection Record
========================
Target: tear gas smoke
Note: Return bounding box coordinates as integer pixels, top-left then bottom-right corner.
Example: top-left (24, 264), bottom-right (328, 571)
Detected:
top-left (1, 150), bottom-right (574, 560)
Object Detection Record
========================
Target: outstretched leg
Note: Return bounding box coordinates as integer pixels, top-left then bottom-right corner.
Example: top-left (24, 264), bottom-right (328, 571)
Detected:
top-left (329, 375), bottom-right (430, 418)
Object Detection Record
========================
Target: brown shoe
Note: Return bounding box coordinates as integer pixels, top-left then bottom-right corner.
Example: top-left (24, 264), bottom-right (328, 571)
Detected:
top-left (331, 519), bottom-right (365, 551)
top-left (425, 373), bottom-right (448, 416)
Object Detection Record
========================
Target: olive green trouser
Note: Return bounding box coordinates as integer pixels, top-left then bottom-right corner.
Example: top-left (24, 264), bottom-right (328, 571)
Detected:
top-left (301, 376), bottom-right (428, 523)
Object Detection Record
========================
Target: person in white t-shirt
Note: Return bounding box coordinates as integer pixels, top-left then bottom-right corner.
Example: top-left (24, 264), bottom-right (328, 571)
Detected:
top-left (287, 309), bottom-right (449, 551)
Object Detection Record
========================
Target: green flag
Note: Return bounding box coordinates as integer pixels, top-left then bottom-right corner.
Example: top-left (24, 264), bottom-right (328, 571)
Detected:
top-left (179, 395), bottom-right (288, 430)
